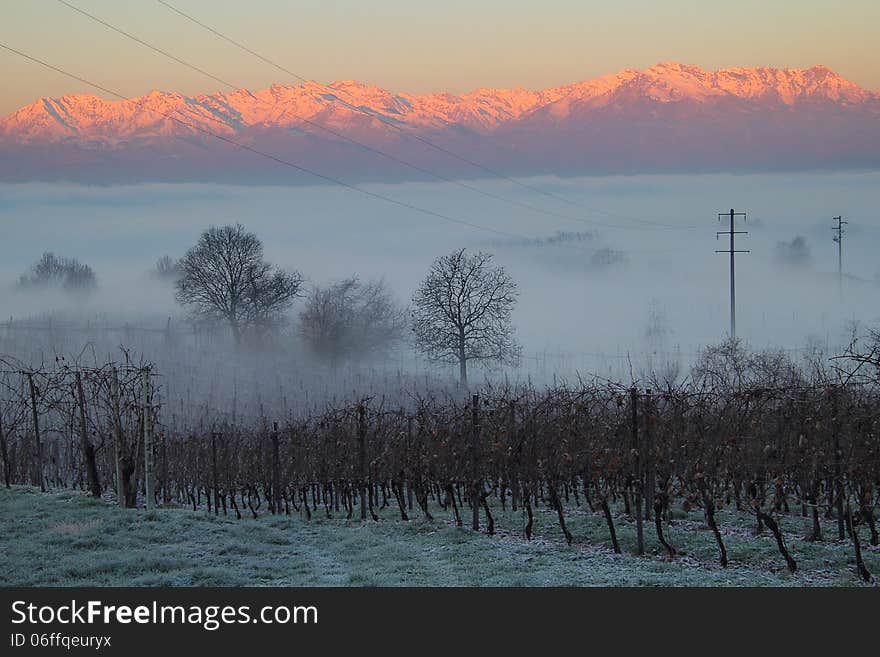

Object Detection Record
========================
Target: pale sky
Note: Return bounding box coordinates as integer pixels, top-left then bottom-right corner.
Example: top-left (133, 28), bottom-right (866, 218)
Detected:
top-left (1, 0), bottom-right (878, 115)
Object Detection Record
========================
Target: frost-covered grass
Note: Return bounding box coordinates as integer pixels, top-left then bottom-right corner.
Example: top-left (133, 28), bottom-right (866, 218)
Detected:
top-left (0, 486), bottom-right (876, 586)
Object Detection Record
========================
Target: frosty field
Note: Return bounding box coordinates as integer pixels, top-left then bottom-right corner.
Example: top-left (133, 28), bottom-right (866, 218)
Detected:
top-left (1, 487), bottom-right (875, 587)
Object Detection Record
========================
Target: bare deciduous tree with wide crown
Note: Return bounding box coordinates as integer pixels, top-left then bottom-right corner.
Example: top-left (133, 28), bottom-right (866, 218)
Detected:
top-left (411, 249), bottom-right (520, 386)
top-left (175, 224), bottom-right (303, 347)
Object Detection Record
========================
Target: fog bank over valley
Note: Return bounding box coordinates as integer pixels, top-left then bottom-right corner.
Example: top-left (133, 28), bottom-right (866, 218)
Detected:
top-left (1, 170), bottom-right (877, 413)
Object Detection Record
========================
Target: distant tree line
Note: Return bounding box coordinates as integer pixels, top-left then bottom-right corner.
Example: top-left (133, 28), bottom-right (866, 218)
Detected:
top-left (17, 252), bottom-right (96, 293)
top-left (13, 225), bottom-right (522, 384)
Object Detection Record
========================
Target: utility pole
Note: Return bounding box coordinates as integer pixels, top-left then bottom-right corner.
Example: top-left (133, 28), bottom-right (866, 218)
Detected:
top-left (358, 403), bottom-right (367, 522)
top-left (143, 368), bottom-right (154, 511)
top-left (630, 387), bottom-right (644, 556)
top-left (271, 421), bottom-right (281, 515)
top-left (471, 394), bottom-right (481, 532)
top-left (26, 373), bottom-right (45, 493)
top-left (716, 209), bottom-right (749, 339)
top-left (111, 367), bottom-right (125, 507)
top-left (832, 216), bottom-right (847, 295)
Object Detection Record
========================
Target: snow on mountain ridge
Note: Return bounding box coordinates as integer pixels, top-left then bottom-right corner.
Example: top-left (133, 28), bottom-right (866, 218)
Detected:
top-left (1, 62), bottom-right (875, 146)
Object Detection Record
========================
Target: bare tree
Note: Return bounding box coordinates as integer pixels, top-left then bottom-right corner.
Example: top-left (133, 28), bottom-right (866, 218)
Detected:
top-left (153, 255), bottom-right (182, 281)
top-left (834, 326), bottom-right (880, 384)
top-left (644, 299), bottom-right (671, 348)
top-left (299, 277), bottom-right (407, 364)
top-left (774, 236), bottom-right (812, 268)
top-left (175, 224), bottom-right (304, 347)
top-left (590, 247), bottom-right (627, 269)
top-left (692, 338), bottom-right (803, 392)
top-left (17, 252), bottom-right (96, 293)
top-left (411, 249), bottom-right (520, 385)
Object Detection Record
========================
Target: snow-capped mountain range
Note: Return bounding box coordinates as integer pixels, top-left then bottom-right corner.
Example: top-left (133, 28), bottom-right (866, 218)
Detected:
top-left (2, 62), bottom-right (878, 182)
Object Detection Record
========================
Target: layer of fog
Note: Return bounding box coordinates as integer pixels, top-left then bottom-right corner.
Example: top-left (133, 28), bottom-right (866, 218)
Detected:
top-left (1, 171), bottom-right (878, 416)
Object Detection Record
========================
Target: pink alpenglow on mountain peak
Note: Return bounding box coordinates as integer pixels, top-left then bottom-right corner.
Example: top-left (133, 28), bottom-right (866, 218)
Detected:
top-left (1, 62), bottom-right (877, 182)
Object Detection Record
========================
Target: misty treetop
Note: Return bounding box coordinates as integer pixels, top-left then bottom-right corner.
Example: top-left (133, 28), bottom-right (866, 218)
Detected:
top-left (174, 224), bottom-right (304, 347)
top-left (774, 236), bottom-right (812, 268)
top-left (299, 277), bottom-right (407, 365)
top-left (17, 252), bottom-right (97, 293)
top-left (153, 255), bottom-right (183, 282)
top-left (411, 249), bottom-right (521, 386)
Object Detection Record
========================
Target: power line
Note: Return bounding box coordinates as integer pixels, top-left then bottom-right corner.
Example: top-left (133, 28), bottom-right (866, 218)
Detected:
top-left (0, 41), bottom-right (529, 240)
top-left (151, 0), bottom-right (696, 231)
top-left (55, 0), bottom-right (691, 234)
top-left (0, 40), bottom-right (691, 261)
